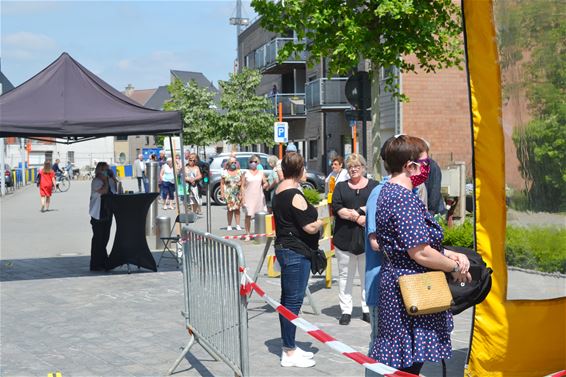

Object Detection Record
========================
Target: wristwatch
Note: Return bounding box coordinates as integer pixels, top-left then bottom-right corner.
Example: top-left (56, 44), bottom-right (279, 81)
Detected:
top-left (451, 262), bottom-right (460, 273)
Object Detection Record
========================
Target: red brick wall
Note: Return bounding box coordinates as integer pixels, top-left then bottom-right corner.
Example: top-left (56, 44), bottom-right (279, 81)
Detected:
top-left (402, 57), bottom-right (472, 175)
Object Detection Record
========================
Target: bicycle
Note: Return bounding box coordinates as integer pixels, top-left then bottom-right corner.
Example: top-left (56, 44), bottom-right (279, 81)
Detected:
top-left (55, 172), bottom-right (71, 192)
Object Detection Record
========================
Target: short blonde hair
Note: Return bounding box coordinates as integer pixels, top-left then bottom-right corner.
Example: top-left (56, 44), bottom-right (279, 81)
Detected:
top-left (267, 155), bottom-right (278, 167)
top-left (346, 153), bottom-right (366, 169)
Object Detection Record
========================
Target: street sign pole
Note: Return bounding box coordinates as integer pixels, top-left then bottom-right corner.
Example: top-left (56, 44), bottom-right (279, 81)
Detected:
top-left (352, 124), bottom-right (357, 153)
top-left (345, 71), bottom-right (371, 159)
top-left (360, 76), bottom-right (367, 160)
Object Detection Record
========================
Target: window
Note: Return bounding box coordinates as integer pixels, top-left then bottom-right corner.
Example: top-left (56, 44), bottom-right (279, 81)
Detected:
top-left (67, 151), bottom-right (75, 163)
top-left (237, 157), bottom-right (248, 169)
top-left (116, 135), bottom-right (128, 141)
top-left (309, 139), bottom-right (318, 160)
top-left (145, 136), bottom-right (150, 145)
top-left (44, 151), bottom-right (53, 162)
top-left (259, 156), bottom-right (269, 169)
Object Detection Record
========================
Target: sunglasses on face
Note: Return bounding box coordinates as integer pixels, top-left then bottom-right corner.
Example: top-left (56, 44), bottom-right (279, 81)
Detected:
top-left (249, 161), bottom-right (258, 165)
top-left (411, 158), bottom-right (430, 167)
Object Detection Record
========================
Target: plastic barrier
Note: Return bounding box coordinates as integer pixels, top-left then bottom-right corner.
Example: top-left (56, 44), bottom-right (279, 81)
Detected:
top-left (115, 165), bottom-right (124, 177)
top-left (167, 226), bottom-right (249, 377)
top-left (123, 164), bottom-right (133, 177)
top-left (239, 268), bottom-right (415, 377)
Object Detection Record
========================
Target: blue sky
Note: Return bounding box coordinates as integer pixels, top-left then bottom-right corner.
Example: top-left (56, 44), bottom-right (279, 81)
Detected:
top-left (1, 1), bottom-right (256, 91)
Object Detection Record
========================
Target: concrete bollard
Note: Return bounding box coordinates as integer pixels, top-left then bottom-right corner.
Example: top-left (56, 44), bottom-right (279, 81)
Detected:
top-left (254, 211), bottom-right (268, 242)
top-left (155, 216), bottom-right (171, 249)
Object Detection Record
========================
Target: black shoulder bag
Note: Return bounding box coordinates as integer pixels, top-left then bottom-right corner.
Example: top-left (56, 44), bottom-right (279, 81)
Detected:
top-left (348, 189), bottom-right (366, 255)
top-left (275, 233), bottom-right (327, 275)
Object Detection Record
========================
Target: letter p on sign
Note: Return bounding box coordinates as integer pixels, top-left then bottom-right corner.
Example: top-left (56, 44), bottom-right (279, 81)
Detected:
top-left (274, 122), bottom-right (288, 143)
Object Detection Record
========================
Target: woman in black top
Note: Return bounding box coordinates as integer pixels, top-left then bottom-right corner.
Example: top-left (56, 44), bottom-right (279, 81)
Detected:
top-left (272, 152), bottom-right (322, 369)
top-left (331, 153), bottom-right (377, 325)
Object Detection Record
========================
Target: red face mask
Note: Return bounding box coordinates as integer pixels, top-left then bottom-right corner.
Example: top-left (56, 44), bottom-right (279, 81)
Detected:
top-left (410, 164), bottom-right (430, 187)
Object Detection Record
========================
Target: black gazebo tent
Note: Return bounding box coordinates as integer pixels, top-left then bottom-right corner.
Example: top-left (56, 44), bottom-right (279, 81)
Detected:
top-left (0, 53), bottom-right (188, 272)
top-left (0, 52), bottom-right (182, 141)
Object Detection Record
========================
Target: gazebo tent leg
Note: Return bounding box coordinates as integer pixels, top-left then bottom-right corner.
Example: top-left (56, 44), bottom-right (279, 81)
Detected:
top-left (168, 136), bottom-right (182, 215)
top-left (178, 131), bottom-right (189, 216)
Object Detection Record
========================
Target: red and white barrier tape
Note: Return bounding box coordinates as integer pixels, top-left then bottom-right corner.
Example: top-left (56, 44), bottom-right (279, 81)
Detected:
top-left (238, 267), bottom-right (415, 377)
top-left (223, 233), bottom-right (273, 240)
top-left (547, 371), bottom-right (566, 377)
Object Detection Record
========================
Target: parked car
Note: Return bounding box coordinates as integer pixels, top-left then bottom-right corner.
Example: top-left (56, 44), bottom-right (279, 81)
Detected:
top-left (3, 164), bottom-right (13, 188)
top-left (206, 152), bottom-right (325, 205)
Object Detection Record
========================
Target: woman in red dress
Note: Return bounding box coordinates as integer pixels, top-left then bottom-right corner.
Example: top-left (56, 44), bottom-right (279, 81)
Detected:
top-left (39, 161), bottom-right (56, 212)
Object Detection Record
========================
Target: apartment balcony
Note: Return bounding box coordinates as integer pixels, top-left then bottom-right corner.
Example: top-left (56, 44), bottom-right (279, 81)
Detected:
top-left (305, 78), bottom-right (350, 112)
top-left (255, 38), bottom-right (307, 74)
top-left (270, 93), bottom-right (306, 119)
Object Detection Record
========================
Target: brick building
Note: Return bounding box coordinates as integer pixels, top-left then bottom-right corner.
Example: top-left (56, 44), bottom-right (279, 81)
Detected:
top-left (237, 19), bottom-right (472, 176)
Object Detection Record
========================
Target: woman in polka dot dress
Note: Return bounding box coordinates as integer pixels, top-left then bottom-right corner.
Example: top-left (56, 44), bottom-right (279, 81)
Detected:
top-left (369, 135), bottom-right (471, 375)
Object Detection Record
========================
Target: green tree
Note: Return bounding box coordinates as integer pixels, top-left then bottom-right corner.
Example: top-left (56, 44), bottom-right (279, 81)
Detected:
top-left (496, 0), bottom-right (566, 211)
top-left (218, 68), bottom-right (275, 146)
top-left (157, 78), bottom-right (220, 147)
top-left (251, 0), bottom-right (463, 172)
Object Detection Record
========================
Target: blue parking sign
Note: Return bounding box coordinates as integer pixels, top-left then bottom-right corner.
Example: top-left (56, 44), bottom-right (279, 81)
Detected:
top-left (274, 122), bottom-right (288, 143)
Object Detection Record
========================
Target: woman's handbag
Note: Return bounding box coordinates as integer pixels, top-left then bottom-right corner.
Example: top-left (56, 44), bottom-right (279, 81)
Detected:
top-left (310, 248), bottom-right (328, 275)
top-left (349, 224), bottom-right (366, 255)
top-left (277, 233), bottom-right (328, 275)
top-left (398, 271), bottom-right (453, 316)
top-left (347, 202), bottom-right (366, 255)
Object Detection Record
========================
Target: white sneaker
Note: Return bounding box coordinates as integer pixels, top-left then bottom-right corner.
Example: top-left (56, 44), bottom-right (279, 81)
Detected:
top-left (235, 225), bottom-right (242, 231)
top-left (227, 226), bottom-right (232, 231)
top-left (295, 346), bottom-right (314, 359)
top-left (281, 351), bottom-right (316, 368)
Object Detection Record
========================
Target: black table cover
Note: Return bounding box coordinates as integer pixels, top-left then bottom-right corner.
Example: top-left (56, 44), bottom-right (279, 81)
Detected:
top-left (106, 193), bottom-right (159, 272)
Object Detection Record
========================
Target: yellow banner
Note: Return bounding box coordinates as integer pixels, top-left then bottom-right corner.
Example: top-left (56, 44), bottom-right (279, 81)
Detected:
top-left (463, 1), bottom-right (566, 375)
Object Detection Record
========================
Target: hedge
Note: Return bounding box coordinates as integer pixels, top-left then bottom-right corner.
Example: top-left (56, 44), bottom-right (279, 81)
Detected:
top-left (441, 220), bottom-right (566, 274)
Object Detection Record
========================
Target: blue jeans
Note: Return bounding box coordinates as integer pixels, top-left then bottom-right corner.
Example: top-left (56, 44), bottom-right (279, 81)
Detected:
top-left (275, 248), bottom-right (311, 350)
top-left (365, 305), bottom-right (379, 377)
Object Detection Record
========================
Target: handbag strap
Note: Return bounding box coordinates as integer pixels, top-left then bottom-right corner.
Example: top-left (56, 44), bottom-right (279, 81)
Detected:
top-left (381, 247), bottom-right (392, 264)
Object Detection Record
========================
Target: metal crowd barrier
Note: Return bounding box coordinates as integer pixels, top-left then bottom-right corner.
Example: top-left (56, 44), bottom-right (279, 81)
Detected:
top-left (167, 226), bottom-right (249, 377)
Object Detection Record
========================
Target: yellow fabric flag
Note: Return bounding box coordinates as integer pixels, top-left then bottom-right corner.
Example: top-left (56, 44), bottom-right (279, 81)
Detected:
top-left (463, 1), bottom-right (566, 375)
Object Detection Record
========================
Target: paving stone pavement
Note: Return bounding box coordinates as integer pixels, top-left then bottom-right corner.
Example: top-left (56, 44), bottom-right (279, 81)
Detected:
top-left (2, 179), bottom-right (475, 376)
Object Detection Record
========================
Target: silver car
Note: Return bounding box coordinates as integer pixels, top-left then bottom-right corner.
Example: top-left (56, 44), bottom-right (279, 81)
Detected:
top-left (207, 152), bottom-right (325, 205)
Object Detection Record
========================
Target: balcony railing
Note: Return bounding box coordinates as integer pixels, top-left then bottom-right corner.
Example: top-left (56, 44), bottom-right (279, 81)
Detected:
top-left (306, 78), bottom-right (350, 111)
top-left (254, 38), bottom-right (307, 72)
top-left (269, 93), bottom-right (306, 118)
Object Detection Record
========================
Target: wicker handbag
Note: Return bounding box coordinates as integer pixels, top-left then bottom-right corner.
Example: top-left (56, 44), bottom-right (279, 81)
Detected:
top-left (398, 271), bottom-right (453, 316)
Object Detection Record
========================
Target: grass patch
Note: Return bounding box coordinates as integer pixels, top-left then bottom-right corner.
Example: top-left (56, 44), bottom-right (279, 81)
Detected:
top-left (505, 225), bottom-right (566, 274)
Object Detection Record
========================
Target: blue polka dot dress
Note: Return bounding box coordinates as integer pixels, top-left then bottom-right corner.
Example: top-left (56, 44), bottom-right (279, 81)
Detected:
top-left (368, 182), bottom-right (453, 369)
